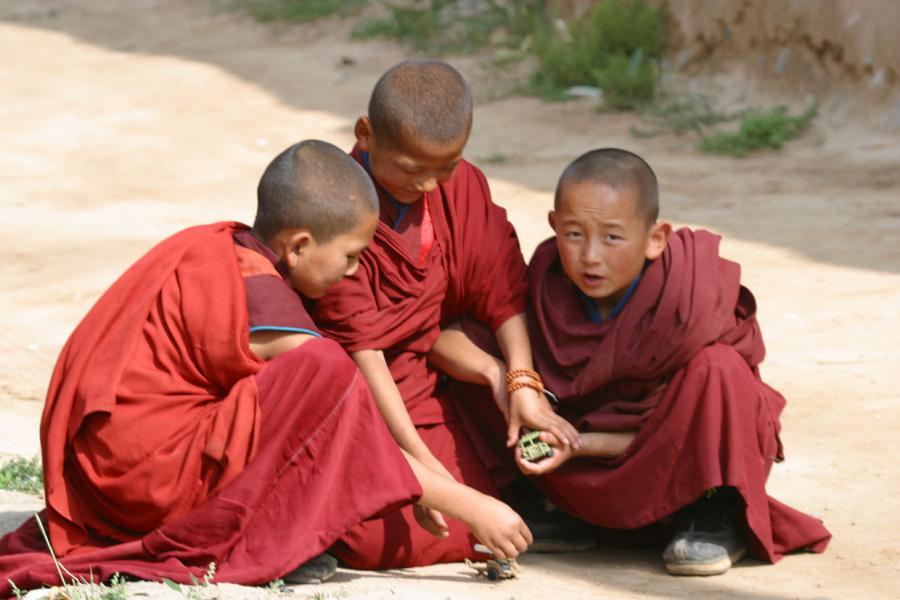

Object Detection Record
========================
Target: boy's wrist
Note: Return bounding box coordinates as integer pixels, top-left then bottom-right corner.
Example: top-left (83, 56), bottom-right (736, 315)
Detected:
top-left (454, 486), bottom-right (492, 521)
top-left (483, 358), bottom-right (503, 390)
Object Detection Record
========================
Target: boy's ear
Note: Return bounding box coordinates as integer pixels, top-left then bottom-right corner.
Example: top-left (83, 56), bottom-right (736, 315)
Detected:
top-left (354, 116), bottom-right (373, 152)
top-left (284, 230), bottom-right (315, 267)
top-left (645, 221), bottom-right (671, 261)
top-left (548, 210), bottom-right (557, 233)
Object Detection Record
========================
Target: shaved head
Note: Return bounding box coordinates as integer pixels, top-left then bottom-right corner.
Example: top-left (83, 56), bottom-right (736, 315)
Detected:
top-left (556, 148), bottom-right (659, 224)
top-left (253, 140), bottom-right (377, 242)
top-left (368, 59), bottom-right (473, 147)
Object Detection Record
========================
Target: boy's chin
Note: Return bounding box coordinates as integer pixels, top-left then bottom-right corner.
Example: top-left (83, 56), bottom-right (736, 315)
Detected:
top-left (576, 287), bottom-right (610, 301)
top-left (389, 191), bottom-right (421, 204)
top-left (567, 277), bottom-right (608, 301)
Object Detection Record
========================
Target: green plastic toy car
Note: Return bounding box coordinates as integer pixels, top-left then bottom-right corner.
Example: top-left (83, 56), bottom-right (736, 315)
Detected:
top-left (519, 430), bottom-right (554, 463)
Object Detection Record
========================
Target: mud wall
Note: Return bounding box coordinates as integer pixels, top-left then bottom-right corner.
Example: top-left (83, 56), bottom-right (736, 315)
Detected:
top-left (551, 0), bottom-right (898, 92)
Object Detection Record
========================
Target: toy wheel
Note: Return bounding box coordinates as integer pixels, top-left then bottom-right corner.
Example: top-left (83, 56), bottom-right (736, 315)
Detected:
top-left (487, 568), bottom-right (499, 581)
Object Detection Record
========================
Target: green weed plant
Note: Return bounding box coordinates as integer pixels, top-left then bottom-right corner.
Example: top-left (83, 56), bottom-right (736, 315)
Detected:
top-left (0, 456), bottom-right (43, 494)
top-left (531, 0), bottom-right (663, 108)
top-left (699, 103), bottom-right (818, 157)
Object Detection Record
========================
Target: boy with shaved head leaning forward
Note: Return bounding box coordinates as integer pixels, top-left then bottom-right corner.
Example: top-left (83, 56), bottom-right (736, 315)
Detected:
top-left (516, 148), bottom-right (831, 575)
top-left (314, 59), bottom-right (574, 568)
top-left (0, 140), bottom-right (530, 595)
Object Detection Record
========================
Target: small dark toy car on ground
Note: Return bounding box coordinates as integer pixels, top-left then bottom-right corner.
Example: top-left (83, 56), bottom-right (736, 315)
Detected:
top-left (465, 543), bottom-right (521, 580)
top-left (465, 557), bottom-right (520, 580)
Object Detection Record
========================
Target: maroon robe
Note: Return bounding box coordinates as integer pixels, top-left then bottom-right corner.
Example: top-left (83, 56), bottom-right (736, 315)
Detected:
top-left (312, 147), bottom-right (527, 568)
top-left (526, 228), bottom-right (831, 562)
top-left (0, 223), bottom-right (420, 595)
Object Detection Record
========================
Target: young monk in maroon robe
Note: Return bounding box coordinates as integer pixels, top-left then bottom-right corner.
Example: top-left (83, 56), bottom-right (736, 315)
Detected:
top-left (0, 140), bottom-right (531, 597)
top-left (439, 147), bottom-right (832, 576)
top-left (313, 59), bottom-right (578, 569)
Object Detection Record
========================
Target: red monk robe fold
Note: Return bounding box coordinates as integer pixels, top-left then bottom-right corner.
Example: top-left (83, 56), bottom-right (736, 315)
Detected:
top-left (0, 223), bottom-right (420, 596)
top-left (312, 147), bottom-right (526, 568)
top-left (525, 228), bottom-right (831, 563)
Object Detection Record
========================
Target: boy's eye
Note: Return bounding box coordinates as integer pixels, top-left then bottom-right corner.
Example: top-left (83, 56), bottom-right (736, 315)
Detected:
top-left (605, 234), bottom-right (623, 242)
top-left (564, 231), bottom-right (583, 240)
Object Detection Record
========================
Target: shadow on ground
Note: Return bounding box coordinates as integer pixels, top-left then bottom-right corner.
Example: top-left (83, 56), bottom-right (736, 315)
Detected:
top-left (0, 510), bottom-right (36, 537)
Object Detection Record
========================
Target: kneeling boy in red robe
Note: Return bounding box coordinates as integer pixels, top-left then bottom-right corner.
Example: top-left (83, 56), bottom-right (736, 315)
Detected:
top-left (0, 140), bottom-right (530, 596)
top-left (313, 59), bottom-right (572, 569)
top-left (519, 148), bottom-right (831, 575)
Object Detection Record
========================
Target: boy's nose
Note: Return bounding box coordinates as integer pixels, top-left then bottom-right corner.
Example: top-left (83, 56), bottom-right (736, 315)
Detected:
top-left (582, 241), bottom-right (603, 265)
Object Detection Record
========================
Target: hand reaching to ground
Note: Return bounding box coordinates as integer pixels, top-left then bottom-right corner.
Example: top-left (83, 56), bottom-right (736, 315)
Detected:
top-left (402, 448), bottom-right (532, 560)
top-left (464, 495), bottom-right (533, 560)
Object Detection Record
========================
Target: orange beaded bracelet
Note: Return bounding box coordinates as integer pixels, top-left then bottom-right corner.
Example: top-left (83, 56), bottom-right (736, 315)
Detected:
top-left (505, 368), bottom-right (542, 384)
top-left (506, 379), bottom-right (544, 395)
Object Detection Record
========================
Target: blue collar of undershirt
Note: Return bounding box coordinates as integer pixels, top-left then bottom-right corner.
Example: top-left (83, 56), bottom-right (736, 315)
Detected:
top-left (577, 273), bottom-right (642, 324)
top-left (361, 151), bottom-right (410, 230)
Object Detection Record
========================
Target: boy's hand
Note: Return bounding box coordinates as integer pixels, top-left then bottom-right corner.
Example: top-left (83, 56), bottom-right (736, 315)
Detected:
top-left (465, 496), bottom-right (533, 560)
top-left (515, 431), bottom-right (575, 476)
top-left (506, 387), bottom-right (580, 450)
top-left (413, 504), bottom-right (449, 538)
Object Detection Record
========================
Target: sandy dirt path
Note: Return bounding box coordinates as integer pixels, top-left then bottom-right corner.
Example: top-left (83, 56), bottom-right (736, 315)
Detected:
top-left (1, 2), bottom-right (899, 598)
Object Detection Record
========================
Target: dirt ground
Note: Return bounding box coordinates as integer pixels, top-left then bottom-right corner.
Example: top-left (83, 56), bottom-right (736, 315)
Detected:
top-left (1, 2), bottom-right (899, 599)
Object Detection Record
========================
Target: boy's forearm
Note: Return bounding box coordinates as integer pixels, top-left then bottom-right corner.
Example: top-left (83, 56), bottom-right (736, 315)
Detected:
top-left (493, 313), bottom-right (533, 371)
top-left (573, 431), bottom-right (636, 458)
top-left (428, 322), bottom-right (504, 389)
top-left (352, 349), bottom-right (443, 467)
top-left (402, 449), bottom-right (484, 518)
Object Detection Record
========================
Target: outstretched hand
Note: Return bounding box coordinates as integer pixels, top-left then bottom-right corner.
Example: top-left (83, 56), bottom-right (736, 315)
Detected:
top-left (465, 496), bottom-right (533, 560)
top-left (506, 386), bottom-right (580, 450)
